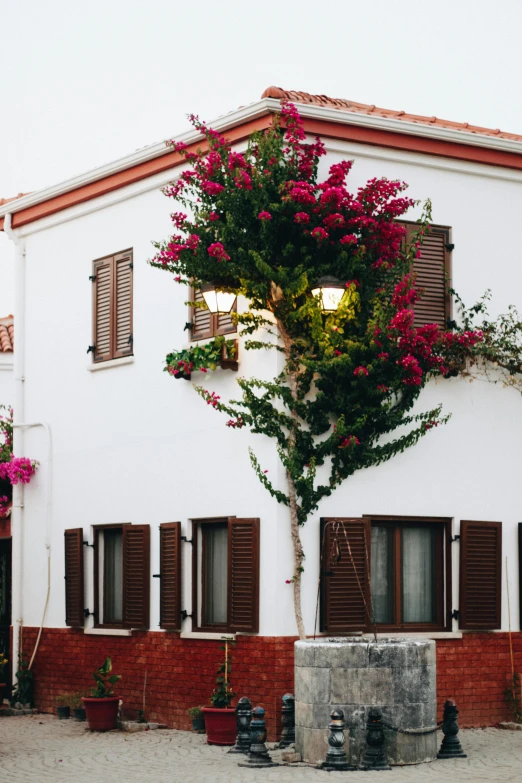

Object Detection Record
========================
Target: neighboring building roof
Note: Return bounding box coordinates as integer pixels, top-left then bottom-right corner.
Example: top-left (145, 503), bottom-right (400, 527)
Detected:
top-left (0, 316), bottom-right (14, 353)
top-left (262, 87), bottom-right (522, 143)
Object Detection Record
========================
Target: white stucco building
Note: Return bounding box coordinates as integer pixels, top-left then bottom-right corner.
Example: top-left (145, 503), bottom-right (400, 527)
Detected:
top-left (0, 87), bottom-right (521, 733)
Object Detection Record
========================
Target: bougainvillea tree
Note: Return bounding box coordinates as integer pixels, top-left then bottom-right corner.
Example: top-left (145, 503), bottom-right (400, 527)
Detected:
top-left (0, 405), bottom-right (39, 517)
top-left (150, 103), bottom-right (504, 638)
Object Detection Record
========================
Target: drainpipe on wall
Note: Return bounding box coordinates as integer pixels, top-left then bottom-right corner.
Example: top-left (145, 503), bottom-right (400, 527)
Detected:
top-left (3, 213), bottom-right (26, 680)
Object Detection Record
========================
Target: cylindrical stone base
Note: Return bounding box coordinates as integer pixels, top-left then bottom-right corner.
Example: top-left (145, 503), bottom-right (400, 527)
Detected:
top-left (294, 638), bottom-right (437, 766)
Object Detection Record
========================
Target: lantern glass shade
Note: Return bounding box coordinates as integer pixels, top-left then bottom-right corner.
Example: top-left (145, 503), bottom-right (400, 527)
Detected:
top-left (311, 276), bottom-right (345, 312)
top-left (200, 284), bottom-right (237, 315)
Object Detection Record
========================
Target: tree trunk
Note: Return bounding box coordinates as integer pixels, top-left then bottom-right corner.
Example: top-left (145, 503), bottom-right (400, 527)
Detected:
top-left (276, 315), bottom-right (307, 640)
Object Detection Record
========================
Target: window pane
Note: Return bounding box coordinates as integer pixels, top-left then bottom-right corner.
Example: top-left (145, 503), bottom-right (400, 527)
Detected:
top-left (370, 525), bottom-right (394, 624)
top-left (104, 530), bottom-right (123, 623)
top-left (204, 525), bottom-right (228, 625)
top-left (401, 527), bottom-right (435, 623)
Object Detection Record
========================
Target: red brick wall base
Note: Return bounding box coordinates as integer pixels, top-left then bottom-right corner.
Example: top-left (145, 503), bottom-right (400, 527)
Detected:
top-left (18, 628), bottom-right (522, 736)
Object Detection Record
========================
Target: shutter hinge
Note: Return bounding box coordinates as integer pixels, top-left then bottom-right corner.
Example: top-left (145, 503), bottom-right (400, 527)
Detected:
top-left (129, 262), bottom-right (133, 269)
top-left (451, 535), bottom-right (461, 543)
top-left (84, 608), bottom-right (95, 618)
top-left (128, 334), bottom-right (133, 346)
top-left (83, 540), bottom-right (95, 548)
top-left (184, 322), bottom-right (193, 331)
top-left (152, 574), bottom-right (161, 578)
top-left (451, 609), bottom-right (460, 621)
top-left (89, 274), bottom-right (97, 282)
top-left (445, 243), bottom-right (455, 252)
top-left (181, 536), bottom-right (193, 544)
top-left (87, 345), bottom-right (96, 354)
top-left (181, 610), bottom-right (193, 622)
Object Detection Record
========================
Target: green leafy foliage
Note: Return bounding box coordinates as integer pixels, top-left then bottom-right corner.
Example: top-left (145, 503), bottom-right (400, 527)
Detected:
top-left (209, 641), bottom-right (236, 708)
top-left (90, 657), bottom-right (121, 698)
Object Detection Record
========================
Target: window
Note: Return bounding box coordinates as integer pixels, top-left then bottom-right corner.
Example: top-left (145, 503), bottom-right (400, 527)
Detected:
top-left (320, 516), bottom-right (451, 633)
top-left (190, 517), bottom-right (260, 633)
top-left (91, 249), bottom-right (133, 362)
top-left (398, 222), bottom-right (452, 329)
top-left (63, 524), bottom-right (150, 630)
top-left (190, 287), bottom-right (236, 341)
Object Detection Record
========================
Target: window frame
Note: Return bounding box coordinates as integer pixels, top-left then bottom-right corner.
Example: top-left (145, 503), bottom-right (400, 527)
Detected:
top-left (191, 517), bottom-right (232, 633)
top-left (364, 514), bottom-right (452, 633)
top-left (91, 248), bottom-right (134, 363)
top-left (93, 523), bottom-right (130, 629)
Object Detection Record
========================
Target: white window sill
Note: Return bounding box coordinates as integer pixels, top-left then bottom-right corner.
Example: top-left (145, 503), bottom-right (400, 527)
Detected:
top-left (362, 632), bottom-right (462, 640)
top-left (84, 628), bottom-right (133, 637)
top-left (180, 631), bottom-right (237, 641)
top-left (87, 356), bottom-right (134, 372)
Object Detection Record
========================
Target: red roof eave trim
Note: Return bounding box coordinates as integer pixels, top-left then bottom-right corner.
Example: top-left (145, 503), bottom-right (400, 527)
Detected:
top-left (2, 109), bottom-right (522, 233)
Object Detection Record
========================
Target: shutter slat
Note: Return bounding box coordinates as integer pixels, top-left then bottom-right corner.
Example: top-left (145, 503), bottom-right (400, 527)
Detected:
top-left (114, 253), bottom-right (133, 357)
top-left (160, 522), bottom-right (182, 630)
top-left (321, 518), bottom-right (370, 632)
top-left (228, 518), bottom-right (259, 632)
top-left (191, 287), bottom-right (213, 341)
top-left (64, 528), bottom-right (84, 627)
top-left (459, 520), bottom-right (502, 630)
top-left (122, 524), bottom-right (150, 629)
top-left (93, 260), bottom-right (113, 362)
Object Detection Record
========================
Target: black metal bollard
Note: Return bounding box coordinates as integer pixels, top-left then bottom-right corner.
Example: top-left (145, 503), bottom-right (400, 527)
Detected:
top-left (437, 699), bottom-right (467, 759)
top-left (228, 697), bottom-right (252, 754)
top-left (359, 707), bottom-right (391, 771)
top-left (320, 708), bottom-right (354, 771)
top-left (238, 706), bottom-right (279, 768)
top-left (279, 693), bottom-right (295, 748)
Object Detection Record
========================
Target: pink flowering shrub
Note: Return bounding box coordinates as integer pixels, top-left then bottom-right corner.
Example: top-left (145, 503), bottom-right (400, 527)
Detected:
top-left (0, 405), bottom-right (39, 501)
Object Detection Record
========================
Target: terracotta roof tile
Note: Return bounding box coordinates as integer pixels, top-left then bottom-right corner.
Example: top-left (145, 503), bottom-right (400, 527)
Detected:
top-left (0, 316), bottom-right (14, 353)
top-left (0, 193), bottom-right (30, 207)
top-left (261, 87), bottom-right (522, 143)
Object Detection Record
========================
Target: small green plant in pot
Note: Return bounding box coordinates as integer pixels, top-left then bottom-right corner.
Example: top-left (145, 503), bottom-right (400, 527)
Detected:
top-left (55, 693), bottom-right (72, 719)
top-left (70, 691), bottom-right (88, 721)
top-left (201, 639), bottom-right (237, 745)
top-left (188, 706), bottom-right (205, 733)
top-left (82, 657), bottom-right (121, 731)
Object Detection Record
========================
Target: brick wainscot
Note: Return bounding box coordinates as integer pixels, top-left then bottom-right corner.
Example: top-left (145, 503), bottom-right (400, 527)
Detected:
top-left (20, 628), bottom-right (522, 738)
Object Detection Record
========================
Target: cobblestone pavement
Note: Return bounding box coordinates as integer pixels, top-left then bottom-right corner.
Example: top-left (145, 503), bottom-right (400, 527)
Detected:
top-left (0, 716), bottom-right (521, 783)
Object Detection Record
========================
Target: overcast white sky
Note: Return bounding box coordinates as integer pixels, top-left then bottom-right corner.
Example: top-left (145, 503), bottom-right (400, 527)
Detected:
top-left (1, 0), bottom-right (522, 313)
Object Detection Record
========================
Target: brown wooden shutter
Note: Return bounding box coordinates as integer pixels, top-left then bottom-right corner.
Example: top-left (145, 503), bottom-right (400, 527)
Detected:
top-left (190, 287), bottom-right (213, 341)
top-left (321, 518), bottom-right (370, 632)
top-left (122, 524), bottom-right (150, 629)
top-left (459, 520), bottom-right (502, 630)
top-left (93, 257), bottom-right (113, 362)
top-left (114, 250), bottom-right (133, 357)
top-left (215, 299), bottom-right (237, 337)
top-left (228, 517), bottom-right (260, 632)
top-left (159, 522), bottom-right (182, 630)
top-left (64, 528), bottom-right (84, 627)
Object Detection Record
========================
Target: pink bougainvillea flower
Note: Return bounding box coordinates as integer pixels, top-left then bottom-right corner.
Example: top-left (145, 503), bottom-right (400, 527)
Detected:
top-left (294, 212), bottom-right (310, 224)
top-left (207, 242), bottom-right (231, 262)
top-left (353, 366), bottom-right (369, 377)
top-left (311, 227), bottom-right (328, 241)
top-left (339, 234), bottom-right (358, 245)
top-left (258, 211), bottom-right (272, 221)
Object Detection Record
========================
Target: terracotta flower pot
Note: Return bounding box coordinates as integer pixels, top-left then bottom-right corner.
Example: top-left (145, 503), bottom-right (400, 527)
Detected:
top-left (83, 697), bottom-right (119, 731)
top-left (201, 707), bottom-right (236, 745)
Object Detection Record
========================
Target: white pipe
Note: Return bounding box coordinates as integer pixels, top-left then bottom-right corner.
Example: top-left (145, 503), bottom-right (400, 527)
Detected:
top-left (4, 213), bottom-right (26, 674)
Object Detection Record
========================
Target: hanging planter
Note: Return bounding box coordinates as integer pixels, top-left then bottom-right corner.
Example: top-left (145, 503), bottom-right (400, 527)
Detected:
top-left (165, 337), bottom-right (238, 380)
top-left (220, 340), bottom-right (239, 372)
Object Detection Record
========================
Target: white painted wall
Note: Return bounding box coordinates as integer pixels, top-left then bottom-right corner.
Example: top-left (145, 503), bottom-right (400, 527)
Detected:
top-left (13, 138), bottom-right (522, 638)
top-left (0, 353), bottom-right (14, 408)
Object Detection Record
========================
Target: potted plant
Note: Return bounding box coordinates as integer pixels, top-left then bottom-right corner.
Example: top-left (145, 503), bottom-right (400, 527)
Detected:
top-left (188, 706), bottom-right (205, 733)
top-left (55, 693), bottom-right (72, 719)
top-left (0, 651), bottom-right (8, 704)
top-left (71, 691), bottom-right (88, 721)
top-left (82, 657), bottom-right (121, 731)
top-left (201, 639), bottom-right (236, 745)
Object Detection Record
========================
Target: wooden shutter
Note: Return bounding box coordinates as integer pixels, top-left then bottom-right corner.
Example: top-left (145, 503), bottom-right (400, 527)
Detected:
top-left (215, 299), bottom-right (237, 337)
top-left (190, 287), bottom-right (213, 341)
top-left (228, 517), bottom-right (260, 632)
top-left (93, 257), bottom-right (113, 362)
top-left (459, 520), bottom-right (502, 630)
top-left (122, 524), bottom-right (150, 629)
top-left (399, 222), bottom-right (451, 328)
top-left (321, 518), bottom-right (370, 632)
top-left (64, 528), bottom-right (84, 627)
top-left (159, 522), bottom-right (182, 630)
top-left (114, 250), bottom-right (133, 357)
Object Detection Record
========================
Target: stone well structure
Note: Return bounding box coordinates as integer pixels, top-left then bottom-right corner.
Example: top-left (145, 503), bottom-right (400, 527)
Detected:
top-left (294, 638), bottom-right (437, 766)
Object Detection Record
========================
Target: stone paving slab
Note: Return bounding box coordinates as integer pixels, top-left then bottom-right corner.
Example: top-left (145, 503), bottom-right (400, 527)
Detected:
top-left (0, 715), bottom-right (521, 783)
